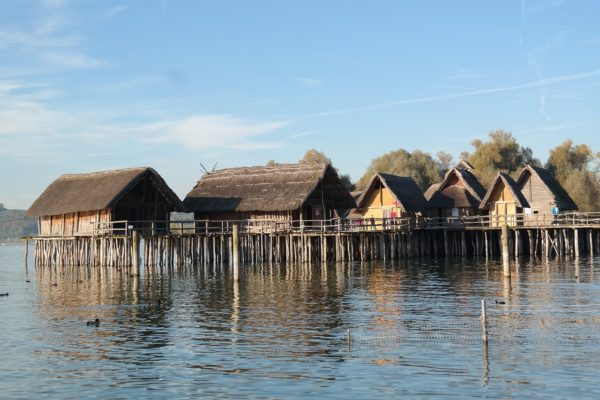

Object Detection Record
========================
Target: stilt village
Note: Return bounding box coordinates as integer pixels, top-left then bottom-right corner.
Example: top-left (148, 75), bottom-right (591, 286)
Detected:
top-left (26, 159), bottom-right (600, 275)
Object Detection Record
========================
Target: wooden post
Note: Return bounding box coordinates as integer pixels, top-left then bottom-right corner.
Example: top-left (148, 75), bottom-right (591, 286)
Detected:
top-left (443, 230), bottom-right (449, 256)
top-left (480, 299), bottom-right (488, 343)
top-left (589, 229), bottom-right (594, 257)
top-left (527, 229), bottom-right (534, 256)
top-left (574, 228), bottom-right (580, 258)
top-left (501, 224), bottom-right (510, 278)
top-left (484, 231), bottom-right (489, 258)
top-left (232, 223), bottom-right (240, 281)
top-left (131, 230), bottom-right (140, 276)
top-left (25, 238), bottom-right (29, 269)
top-left (347, 329), bottom-right (351, 352)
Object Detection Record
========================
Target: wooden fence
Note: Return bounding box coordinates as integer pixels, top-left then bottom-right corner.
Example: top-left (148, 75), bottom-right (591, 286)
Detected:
top-left (75, 212), bottom-right (600, 237)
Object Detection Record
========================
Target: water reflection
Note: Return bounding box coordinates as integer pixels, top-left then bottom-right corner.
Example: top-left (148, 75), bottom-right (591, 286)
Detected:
top-left (2, 243), bottom-right (600, 398)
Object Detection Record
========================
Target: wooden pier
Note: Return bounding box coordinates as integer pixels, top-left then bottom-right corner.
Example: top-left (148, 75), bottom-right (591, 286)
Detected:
top-left (32, 212), bottom-right (600, 270)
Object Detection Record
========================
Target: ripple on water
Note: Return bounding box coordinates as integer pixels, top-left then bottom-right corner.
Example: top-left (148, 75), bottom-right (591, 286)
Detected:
top-left (1, 244), bottom-right (600, 398)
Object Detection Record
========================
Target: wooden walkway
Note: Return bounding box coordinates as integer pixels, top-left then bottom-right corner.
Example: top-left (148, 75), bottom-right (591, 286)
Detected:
top-left (31, 212), bottom-right (600, 269)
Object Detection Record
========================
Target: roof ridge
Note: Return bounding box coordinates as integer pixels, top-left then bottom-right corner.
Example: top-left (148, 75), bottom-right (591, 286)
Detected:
top-left (60, 167), bottom-right (149, 179)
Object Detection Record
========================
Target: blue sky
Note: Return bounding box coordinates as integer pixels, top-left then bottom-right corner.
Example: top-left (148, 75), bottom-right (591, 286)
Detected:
top-left (2, 0), bottom-right (600, 209)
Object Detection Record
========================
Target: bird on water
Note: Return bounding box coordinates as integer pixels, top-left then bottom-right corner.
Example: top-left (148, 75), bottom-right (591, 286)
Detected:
top-left (0, 293), bottom-right (8, 297)
top-left (86, 318), bottom-right (100, 327)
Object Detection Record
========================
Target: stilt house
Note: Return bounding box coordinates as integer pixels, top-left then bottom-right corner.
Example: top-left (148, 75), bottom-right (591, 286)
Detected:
top-left (352, 173), bottom-right (426, 229)
top-left (28, 167), bottom-right (185, 236)
top-left (517, 164), bottom-right (577, 223)
top-left (183, 163), bottom-right (356, 227)
top-left (424, 167), bottom-right (486, 219)
top-left (479, 172), bottom-right (529, 227)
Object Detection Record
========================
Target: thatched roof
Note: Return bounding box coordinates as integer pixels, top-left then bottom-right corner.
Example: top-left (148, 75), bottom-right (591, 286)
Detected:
top-left (356, 173), bottom-right (426, 213)
top-left (28, 167), bottom-right (184, 217)
top-left (426, 168), bottom-right (486, 209)
top-left (184, 163), bottom-right (355, 213)
top-left (517, 164), bottom-right (578, 211)
top-left (424, 183), bottom-right (440, 200)
top-left (455, 159), bottom-right (474, 171)
top-left (479, 172), bottom-right (529, 210)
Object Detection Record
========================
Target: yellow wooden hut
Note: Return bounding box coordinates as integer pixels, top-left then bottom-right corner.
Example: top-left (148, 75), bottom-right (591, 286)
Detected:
top-left (479, 172), bottom-right (529, 227)
top-left (353, 173), bottom-right (426, 229)
top-left (28, 167), bottom-right (185, 236)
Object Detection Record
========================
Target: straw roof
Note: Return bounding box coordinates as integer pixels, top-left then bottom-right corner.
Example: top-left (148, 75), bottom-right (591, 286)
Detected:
top-left (479, 172), bottom-right (529, 210)
top-left (184, 163), bottom-right (355, 213)
top-left (426, 168), bottom-right (486, 209)
top-left (351, 190), bottom-right (363, 203)
top-left (356, 173), bottom-right (426, 213)
top-left (28, 167), bottom-right (184, 216)
top-left (424, 183), bottom-right (440, 200)
top-left (454, 159), bottom-right (475, 171)
top-left (517, 164), bottom-right (578, 211)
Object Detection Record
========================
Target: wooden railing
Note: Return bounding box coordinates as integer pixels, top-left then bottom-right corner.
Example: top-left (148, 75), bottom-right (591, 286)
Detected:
top-left (423, 212), bottom-right (600, 229)
top-left (86, 212), bottom-right (600, 237)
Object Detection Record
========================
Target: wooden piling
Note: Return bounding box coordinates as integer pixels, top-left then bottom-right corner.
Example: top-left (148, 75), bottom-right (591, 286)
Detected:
top-left (501, 224), bottom-right (510, 278)
top-left (232, 223), bottom-right (240, 281)
top-left (25, 238), bottom-right (29, 268)
top-left (480, 299), bottom-right (488, 343)
top-left (131, 230), bottom-right (140, 275)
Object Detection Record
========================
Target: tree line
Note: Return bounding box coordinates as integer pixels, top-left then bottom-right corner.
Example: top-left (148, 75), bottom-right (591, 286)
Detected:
top-left (284, 131), bottom-right (600, 212)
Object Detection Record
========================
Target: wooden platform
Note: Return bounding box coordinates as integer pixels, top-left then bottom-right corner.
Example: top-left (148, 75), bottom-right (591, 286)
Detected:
top-left (29, 212), bottom-right (600, 269)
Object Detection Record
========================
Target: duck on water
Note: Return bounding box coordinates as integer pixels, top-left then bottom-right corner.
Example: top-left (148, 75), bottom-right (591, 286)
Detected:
top-left (86, 319), bottom-right (100, 327)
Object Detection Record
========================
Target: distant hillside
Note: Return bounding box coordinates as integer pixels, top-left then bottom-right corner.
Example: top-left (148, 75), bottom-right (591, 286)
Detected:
top-left (0, 207), bottom-right (38, 242)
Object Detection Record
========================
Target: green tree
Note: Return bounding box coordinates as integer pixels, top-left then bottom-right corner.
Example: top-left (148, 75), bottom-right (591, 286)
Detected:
top-left (298, 149), bottom-right (355, 191)
top-left (436, 151), bottom-right (454, 174)
top-left (356, 149), bottom-right (442, 191)
top-left (546, 140), bottom-right (593, 180)
top-left (467, 130), bottom-right (538, 186)
top-left (299, 148), bottom-right (330, 164)
top-left (560, 170), bottom-right (600, 212)
top-left (338, 174), bottom-right (356, 192)
top-left (546, 140), bottom-right (600, 211)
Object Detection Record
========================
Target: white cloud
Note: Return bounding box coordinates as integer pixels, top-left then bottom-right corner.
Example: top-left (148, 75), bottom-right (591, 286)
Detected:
top-left (0, 26), bottom-right (83, 49)
top-left (527, 33), bottom-right (565, 121)
top-left (99, 75), bottom-right (170, 93)
top-left (229, 142), bottom-right (284, 150)
top-left (0, 82), bottom-right (25, 93)
top-left (0, 80), bottom-right (290, 155)
top-left (137, 115), bottom-right (290, 150)
top-left (522, 0), bottom-right (568, 17)
top-left (39, 51), bottom-right (107, 68)
top-left (104, 5), bottom-right (127, 18)
top-left (289, 130), bottom-right (317, 139)
top-left (0, 1), bottom-right (106, 72)
top-left (0, 81), bottom-right (74, 137)
top-left (291, 76), bottom-right (322, 87)
top-left (42, 0), bottom-right (72, 9)
top-left (302, 67), bottom-right (600, 119)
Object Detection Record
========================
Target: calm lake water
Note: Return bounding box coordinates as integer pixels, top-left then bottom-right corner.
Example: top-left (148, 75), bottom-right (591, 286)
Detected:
top-left (1, 243), bottom-right (600, 399)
